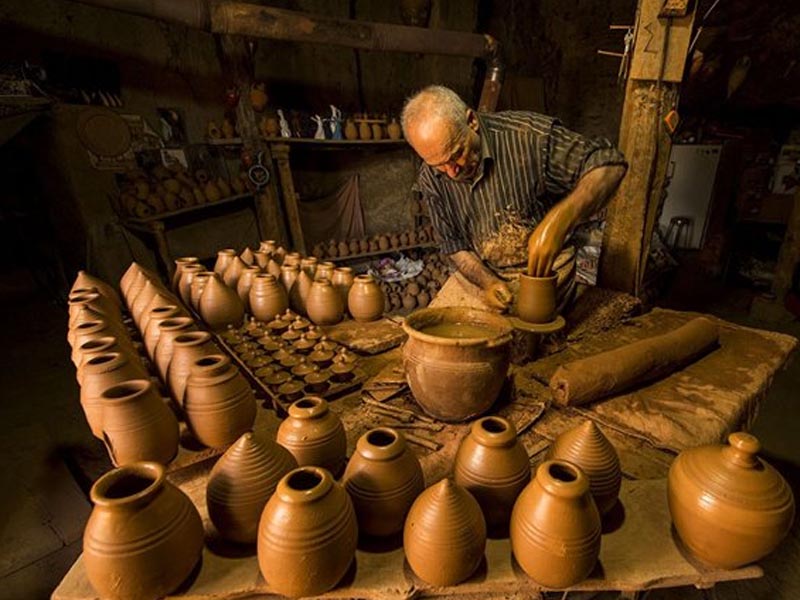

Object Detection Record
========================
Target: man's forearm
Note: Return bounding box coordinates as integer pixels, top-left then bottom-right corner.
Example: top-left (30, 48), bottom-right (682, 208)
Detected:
top-left (556, 164), bottom-right (626, 232)
top-left (449, 250), bottom-right (501, 290)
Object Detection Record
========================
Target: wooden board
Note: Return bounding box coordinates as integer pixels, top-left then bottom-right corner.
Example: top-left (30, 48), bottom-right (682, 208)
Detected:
top-left (629, 0), bottom-right (696, 83)
top-left (321, 317), bottom-right (407, 355)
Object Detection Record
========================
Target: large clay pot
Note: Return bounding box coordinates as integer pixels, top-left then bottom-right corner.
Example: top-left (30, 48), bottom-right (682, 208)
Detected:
top-left (172, 256), bottom-right (199, 293)
top-left (454, 416), bottom-right (531, 534)
top-left (510, 460), bottom-right (601, 588)
top-left (306, 278), bottom-right (344, 326)
top-left (343, 428), bottom-right (424, 537)
top-left (516, 273), bottom-right (558, 324)
top-left (258, 466), bottom-right (358, 598)
top-left (184, 354), bottom-right (257, 448)
top-left (143, 305), bottom-right (184, 359)
top-left (199, 272), bottom-right (245, 332)
top-left (178, 263), bottom-right (205, 307)
top-left (207, 432), bottom-right (298, 544)
top-left (83, 461), bottom-right (204, 600)
top-left (667, 432), bottom-right (795, 569)
top-left (402, 307), bottom-right (513, 422)
top-left (276, 396), bottom-right (347, 477)
top-left (249, 274), bottom-right (289, 322)
top-left (548, 420), bottom-right (621, 516)
top-left (347, 274), bottom-right (385, 322)
top-left (167, 331), bottom-right (217, 408)
top-left (223, 255), bottom-right (248, 289)
top-left (404, 478), bottom-right (486, 586)
top-left (288, 269), bottom-right (313, 317)
top-left (154, 316), bottom-right (196, 381)
top-left (236, 265), bottom-right (261, 312)
top-left (214, 248), bottom-right (237, 276)
top-left (100, 379), bottom-right (180, 466)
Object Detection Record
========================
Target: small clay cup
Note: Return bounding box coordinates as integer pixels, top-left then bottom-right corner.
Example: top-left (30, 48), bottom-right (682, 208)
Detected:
top-left (516, 273), bottom-right (558, 324)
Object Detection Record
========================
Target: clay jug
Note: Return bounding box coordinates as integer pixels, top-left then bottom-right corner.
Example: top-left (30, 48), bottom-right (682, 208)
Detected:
top-left (510, 460), bottom-right (601, 588)
top-left (348, 274), bottom-right (385, 322)
top-left (240, 246), bottom-right (255, 266)
top-left (83, 462), bottom-right (204, 600)
top-left (100, 379), bottom-right (180, 466)
top-left (548, 420), bottom-right (621, 516)
top-left (306, 278), bottom-right (344, 326)
top-left (344, 118), bottom-right (358, 140)
top-left (343, 428), bottom-right (424, 537)
top-left (277, 396), bottom-right (347, 477)
top-left (143, 304), bottom-right (184, 359)
top-left (358, 120), bottom-right (372, 140)
top-left (172, 256), bottom-right (199, 293)
top-left (184, 354), bottom-right (257, 447)
top-left (79, 352), bottom-right (148, 438)
top-left (236, 265), bottom-right (261, 312)
top-left (154, 316), bottom-right (196, 381)
top-left (454, 416), bottom-right (531, 534)
top-left (516, 273), bottom-right (558, 324)
top-left (207, 432), bottom-right (298, 544)
top-left (258, 466), bottom-right (358, 597)
top-left (214, 248), bottom-right (237, 276)
top-left (404, 478), bottom-right (486, 586)
top-left (223, 255), bottom-right (247, 289)
top-left (250, 274), bottom-right (289, 322)
top-left (199, 272), bottom-right (245, 332)
top-left (387, 117), bottom-right (402, 140)
top-left (668, 432), bottom-right (795, 569)
top-left (190, 271), bottom-right (212, 312)
top-left (178, 263), bottom-right (205, 307)
top-left (332, 267), bottom-right (355, 311)
top-left (167, 331), bottom-right (217, 408)
top-left (288, 269), bottom-right (313, 317)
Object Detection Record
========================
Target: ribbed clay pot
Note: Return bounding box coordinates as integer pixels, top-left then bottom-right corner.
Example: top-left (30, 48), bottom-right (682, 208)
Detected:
top-left (276, 396), bottom-right (347, 477)
top-left (306, 278), bottom-right (344, 326)
top-left (143, 304), bottom-right (184, 359)
top-left (214, 248), bottom-right (237, 276)
top-left (83, 461), bottom-right (204, 600)
top-left (288, 269), bottom-right (313, 317)
top-left (249, 274), bottom-right (289, 322)
top-left (510, 460), bottom-right (601, 588)
top-left (178, 263), bottom-right (205, 307)
top-left (236, 265), bottom-right (261, 312)
top-left (332, 267), bottom-right (354, 311)
top-left (207, 432), bottom-right (298, 544)
top-left (667, 432), bottom-right (795, 569)
top-left (548, 420), bottom-right (621, 516)
top-left (347, 274), bottom-right (385, 322)
top-left (167, 331), bottom-right (217, 408)
top-left (454, 416), bottom-right (531, 534)
top-left (516, 273), bottom-right (558, 324)
top-left (100, 379), bottom-right (180, 466)
top-left (199, 272), bottom-right (245, 332)
top-left (404, 478), bottom-right (487, 586)
top-left (343, 428), bottom-right (424, 537)
top-left (184, 354), bottom-right (257, 448)
top-left (154, 316), bottom-right (196, 381)
top-left (223, 255), bottom-right (248, 289)
top-left (258, 466), bottom-right (358, 598)
top-left (402, 307), bottom-right (513, 422)
top-left (172, 256), bottom-right (199, 293)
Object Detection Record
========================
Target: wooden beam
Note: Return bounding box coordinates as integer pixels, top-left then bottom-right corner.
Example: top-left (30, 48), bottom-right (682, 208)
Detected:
top-left (270, 143), bottom-right (306, 255)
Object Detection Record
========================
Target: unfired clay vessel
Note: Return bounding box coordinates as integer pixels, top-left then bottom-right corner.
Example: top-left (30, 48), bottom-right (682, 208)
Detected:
top-left (404, 478), bottom-right (486, 586)
top-left (276, 396), bottom-right (347, 477)
top-left (143, 305), bottom-right (184, 359)
top-left (668, 432), bottom-right (795, 569)
top-left (249, 274), bottom-right (289, 322)
top-left (332, 267), bottom-right (354, 310)
top-left (154, 316), bottom-right (196, 381)
top-left (199, 273), bottom-right (245, 332)
top-left (516, 273), bottom-right (558, 324)
top-left (72, 270), bottom-right (122, 310)
top-left (167, 331), bottom-right (218, 408)
top-left (214, 248), bottom-right (237, 275)
top-left (347, 274), bottom-right (385, 322)
top-left (288, 269), bottom-right (313, 317)
top-left (280, 263), bottom-right (299, 295)
top-left (190, 272), bottom-right (212, 312)
top-left (172, 256), bottom-right (199, 293)
top-left (306, 278), bottom-right (344, 326)
top-left (178, 263), bottom-right (204, 306)
top-left (83, 461), bottom-right (204, 600)
top-left (236, 265), bottom-right (261, 312)
top-left (223, 255), bottom-right (248, 289)
top-left (258, 466), bottom-right (358, 598)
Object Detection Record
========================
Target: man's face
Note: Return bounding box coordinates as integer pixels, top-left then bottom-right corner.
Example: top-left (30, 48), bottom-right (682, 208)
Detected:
top-left (407, 111), bottom-right (482, 182)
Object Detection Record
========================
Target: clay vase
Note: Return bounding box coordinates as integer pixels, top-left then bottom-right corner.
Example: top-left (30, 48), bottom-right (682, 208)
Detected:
top-left (214, 248), bottom-right (237, 276)
top-left (79, 352), bottom-right (148, 438)
top-left (358, 120), bottom-right (372, 140)
top-left (167, 331), bottom-right (217, 408)
top-left (344, 118), bottom-right (358, 140)
top-left (404, 478), bottom-right (486, 586)
top-left (236, 265), bottom-right (261, 312)
top-left (223, 255), bottom-right (248, 289)
top-left (143, 304), bottom-right (184, 359)
top-left (100, 379), bottom-right (180, 466)
top-left (315, 260), bottom-right (335, 282)
top-left (300, 256), bottom-right (318, 279)
top-left (250, 274), bottom-right (289, 322)
top-left (343, 428), bottom-right (424, 537)
top-left (190, 271), bottom-right (212, 312)
top-left (516, 273), bottom-right (558, 324)
top-left (306, 278), bottom-right (344, 326)
top-left (454, 416), bottom-right (531, 534)
top-left (199, 273), bottom-right (245, 332)
top-left (510, 460), bottom-right (601, 588)
top-left (548, 420), bottom-right (621, 516)
top-left (258, 466), bottom-right (358, 598)
top-left (178, 263), bottom-right (205, 307)
top-left (280, 263), bottom-right (299, 294)
top-left (347, 274), bottom-right (385, 322)
top-left (154, 316), bottom-right (196, 381)
top-left (83, 462), bottom-right (204, 600)
top-left (332, 267), bottom-right (355, 311)
top-left (276, 396), bottom-right (347, 477)
top-left (172, 256), bottom-right (199, 293)
top-left (387, 118), bottom-right (402, 140)
top-left (667, 432), bottom-right (795, 569)
top-left (207, 432), bottom-right (297, 544)
top-left (184, 354), bottom-right (257, 448)
top-left (288, 269), bottom-right (313, 317)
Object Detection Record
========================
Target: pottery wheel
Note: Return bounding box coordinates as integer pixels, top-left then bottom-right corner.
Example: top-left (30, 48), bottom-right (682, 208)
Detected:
top-left (76, 107), bottom-right (132, 157)
top-left (507, 314), bottom-right (566, 334)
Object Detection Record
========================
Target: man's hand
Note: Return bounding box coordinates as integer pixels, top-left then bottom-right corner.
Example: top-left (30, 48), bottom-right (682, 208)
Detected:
top-left (484, 280), bottom-right (512, 312)
top-left (527, 205), bottom-right (571, 277)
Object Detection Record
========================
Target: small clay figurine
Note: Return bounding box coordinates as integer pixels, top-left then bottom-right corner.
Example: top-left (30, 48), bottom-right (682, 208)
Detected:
top-left (311, 115), bottom-right (326, 140)
top-left (277, 110), bottom-right (291, 138)
top-left (328, 105), bottom-right (343, 140)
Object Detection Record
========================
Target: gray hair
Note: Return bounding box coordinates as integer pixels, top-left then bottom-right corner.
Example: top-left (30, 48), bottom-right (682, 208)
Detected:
top-left (401, 85), bottom-right (469, 136)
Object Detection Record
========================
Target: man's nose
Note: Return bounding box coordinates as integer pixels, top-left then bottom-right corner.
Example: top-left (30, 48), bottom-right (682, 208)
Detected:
top-left (444, 163), bottom-right (460, 178)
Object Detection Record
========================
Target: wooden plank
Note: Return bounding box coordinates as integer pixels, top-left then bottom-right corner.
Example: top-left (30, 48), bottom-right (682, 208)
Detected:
top-left (270, 142), bottom-right (306, 254)
top-left (629, 0), bottom-right (696, 83)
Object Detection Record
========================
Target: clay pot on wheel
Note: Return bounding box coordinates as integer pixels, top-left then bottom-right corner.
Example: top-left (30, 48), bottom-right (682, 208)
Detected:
top-left (347, 274), bottom-right (385, 322)
top-left (276, 396), bottom-right (347, 477)
top-left (516, 273), bottom-right (558, 324)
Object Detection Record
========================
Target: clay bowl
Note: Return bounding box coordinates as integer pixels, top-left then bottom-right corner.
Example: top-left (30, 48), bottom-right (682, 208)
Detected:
top-left (402, 307), bottom-right (513, 422)
top-left (516, 273), bottom-right (557, 324)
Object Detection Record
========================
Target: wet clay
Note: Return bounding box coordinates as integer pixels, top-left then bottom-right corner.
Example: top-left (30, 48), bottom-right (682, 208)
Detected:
top-left (549, 317), bottom-right (720, 407)
top-left (516, 273), bottom-right (557, 324)
top-left (421, 322), bottom-right (501, 339)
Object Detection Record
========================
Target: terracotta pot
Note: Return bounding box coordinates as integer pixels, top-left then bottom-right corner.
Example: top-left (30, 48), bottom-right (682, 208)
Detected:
top-left (280, 263), bottom-right (300, 296)
top-left (199, 273), bottom-right (245, 332)
top-left (167, 331), bottom-right (217, 408)
top-left (68, 292), bottom-right (117, 331)
top-left (70, 320), bottom-right (134, 367)
top-left (154, 316), bottom-right (196, 381)
top-left (402, 307), bottom-right (513, 422)
top-left (172, 257), bottom-right (199, 293)
top-left (344, 119), bottom-right (358, 141)
top-left (67, 305), bottom-right (124, 347)
top-left (119, 262), bottom-right (142, 300)
top-left (371, 122), bottom-right (383, 140)
top-left (189, 271), bottom-right (212, 312)
top-left (222, 255), bottom-right (247, 289)
top-left (277, 396), bottom-right (347, 477)
top-left (260, 239), bottom-right (278, 256)
top-left (332, 267), bottom-right (355, 311)
top-left (454, 416), bottom-right (531, 534)
top-left (258, 466), bottom-right (358, 597)
top-left (510, 460), bottom-right (601, 588)
top-left (236, 265), bottom-right (261, 312)
top-left (306, 278), bottom-right (344, 326)
top-left (130, 278), bottom-right (165, 328)
top-left (139, 292), bottom-right (181, 335)
top-left (347, 274), bottom-right (385, 322)
top-left (283, 252), bottom-right (301, 267)
top-left (265, 256), bottom-right (282, 279)
top-left (343, 428), bottom-right (424, 537)
top-left (178, 263), bottom-right (205, 307)
top-left (207, 432), bottom-right (298, 544)
top-left (288, 269), bottom-right (313, 317)
top-left (72, 270), bottom-right (122, 310)
top-left (240, 246), bottom-right (255, 265)
top-left (359, 120), bottom-right (372, 140)
top-left (252, 250), bottom-right (269, 270)
top-left (75, 336), bottom-right (122, 379)
top-left (300, 256), bottom-right (318, 279)
top-left (142, 304), bottom-right (184, 359)
top-left (668, 432), bottom-right (795, 569)
top-left (184, 354), bottom-right (257, 448)
top-left (100, 379), bottom-right (180, 466)
top-left (316, 261), bottom-right (335, 282)
top-left (83, 462), bottom-right (204, 600)
top-left (214, 248), bottom-right (237, 276)
top-left (249, 274), bottom-right (289, 322)
top-left (387, 118), bottom-right (402, 140)
top-left (516, 273), bottom-right (558, 324)
top-left (404, 478), bottom-right (486, 586)
top-left (548, 420), bottom-right (621, 516)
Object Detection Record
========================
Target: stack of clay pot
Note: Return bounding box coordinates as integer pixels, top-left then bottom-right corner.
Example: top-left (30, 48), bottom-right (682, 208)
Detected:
top-left (310, 225), bottom-right (436, 260)
top-left (379, 251), bottom-right (450, 313)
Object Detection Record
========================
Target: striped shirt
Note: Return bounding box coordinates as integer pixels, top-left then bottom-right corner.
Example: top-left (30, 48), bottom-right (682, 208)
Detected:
top-left (413, 111), bottom-right (626, 272)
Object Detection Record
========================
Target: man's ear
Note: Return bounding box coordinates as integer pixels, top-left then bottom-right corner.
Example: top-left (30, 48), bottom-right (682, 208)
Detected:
top-left (466, 108), bottom-right (479, 132)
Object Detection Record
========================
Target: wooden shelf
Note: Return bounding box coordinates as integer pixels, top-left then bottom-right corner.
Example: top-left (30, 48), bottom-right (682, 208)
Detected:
top-left (207, 137), bottom-right (407, 147)
top-left (122, 192), bottom-right (254, 225)
top-left (327, 244), bottom-right (437, 263)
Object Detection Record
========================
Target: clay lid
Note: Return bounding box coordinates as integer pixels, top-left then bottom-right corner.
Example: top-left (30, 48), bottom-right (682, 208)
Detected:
top-left (291, 316), bottom-right (311, 331)
top-left (304, 370), bottom-right (330, 385)
top-left (278, 380), bottom-right (305, 400)
top-left (309, 349), bottom-right (335, 366)
top-left (291, 360), bottom-right (316, 378)
top-left (258, 336), bottom-right (282, 352)
top-left (281, 329), bottom-right (301, 343)
top-left (261, 369), bottom-right (290, 387)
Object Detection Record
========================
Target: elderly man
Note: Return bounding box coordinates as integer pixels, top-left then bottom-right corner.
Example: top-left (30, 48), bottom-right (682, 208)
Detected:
top-left (401, 85), bottom-right (627, 312)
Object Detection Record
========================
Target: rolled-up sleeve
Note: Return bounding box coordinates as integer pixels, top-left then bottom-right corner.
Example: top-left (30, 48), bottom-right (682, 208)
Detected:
top-left (413, 171), bottom-right (469, 256)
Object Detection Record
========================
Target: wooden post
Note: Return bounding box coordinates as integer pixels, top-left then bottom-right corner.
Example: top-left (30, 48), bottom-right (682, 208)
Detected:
top-left (270, 142), bottom-right (306, 255)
